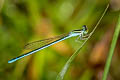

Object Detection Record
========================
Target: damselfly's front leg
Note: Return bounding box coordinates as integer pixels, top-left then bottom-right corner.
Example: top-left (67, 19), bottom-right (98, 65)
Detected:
top-left (75, 34), bottom-right (83, 43)
top-left (75, 34), bottom-right (89, 43)
top-left (75, 36), bottom-right (82, 43)
top-left (81, 34), bottom-right (89, 40)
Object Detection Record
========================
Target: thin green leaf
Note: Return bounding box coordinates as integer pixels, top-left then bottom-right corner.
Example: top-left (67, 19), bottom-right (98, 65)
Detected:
top-left (102, 12), bottom-right (120, 80)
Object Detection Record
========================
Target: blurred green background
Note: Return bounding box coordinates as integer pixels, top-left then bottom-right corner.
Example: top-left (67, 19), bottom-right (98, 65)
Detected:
top-left (0, 0), bottom-right (120, 80)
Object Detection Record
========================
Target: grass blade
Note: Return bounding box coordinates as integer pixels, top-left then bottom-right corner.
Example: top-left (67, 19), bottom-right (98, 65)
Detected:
top-left (102, 12), bottom-right (120, 80)
top-left (56, 4), bottom-right (109, 80)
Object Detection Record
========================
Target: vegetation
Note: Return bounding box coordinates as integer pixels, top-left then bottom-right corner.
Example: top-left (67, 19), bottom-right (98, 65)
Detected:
top-left (0, 0), bottom-right (120, 80)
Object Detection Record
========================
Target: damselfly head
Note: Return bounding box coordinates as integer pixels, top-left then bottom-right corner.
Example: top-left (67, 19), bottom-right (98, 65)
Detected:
top-left (82, 25), bottom-right (88, 34)
top-left (70, 25), bottom-right (88, 36)
top-left (82, 25), bottom-right (87, 31)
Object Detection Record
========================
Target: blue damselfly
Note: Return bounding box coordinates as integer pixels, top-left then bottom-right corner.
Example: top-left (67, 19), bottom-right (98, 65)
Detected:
top-left (8, 25), bottom-right (88, 63)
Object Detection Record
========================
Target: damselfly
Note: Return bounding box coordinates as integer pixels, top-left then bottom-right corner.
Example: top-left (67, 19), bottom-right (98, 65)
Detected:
top-left (8, 25), bottom-right (88, 63)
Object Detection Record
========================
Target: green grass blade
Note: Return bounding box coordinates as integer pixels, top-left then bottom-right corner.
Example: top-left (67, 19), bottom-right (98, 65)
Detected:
top-left (102, 13), bottom-right (120, 80)
top-left (56, 4), bottom-right (109, 80)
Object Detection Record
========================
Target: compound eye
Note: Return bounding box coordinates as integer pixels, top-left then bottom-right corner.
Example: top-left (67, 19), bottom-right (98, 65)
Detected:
top-left (82, 25), bottom-right (87, 31)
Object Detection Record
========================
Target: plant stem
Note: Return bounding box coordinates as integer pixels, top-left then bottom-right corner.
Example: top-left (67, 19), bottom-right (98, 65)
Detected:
top-left (102, 13), bottom-right (120, 80)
